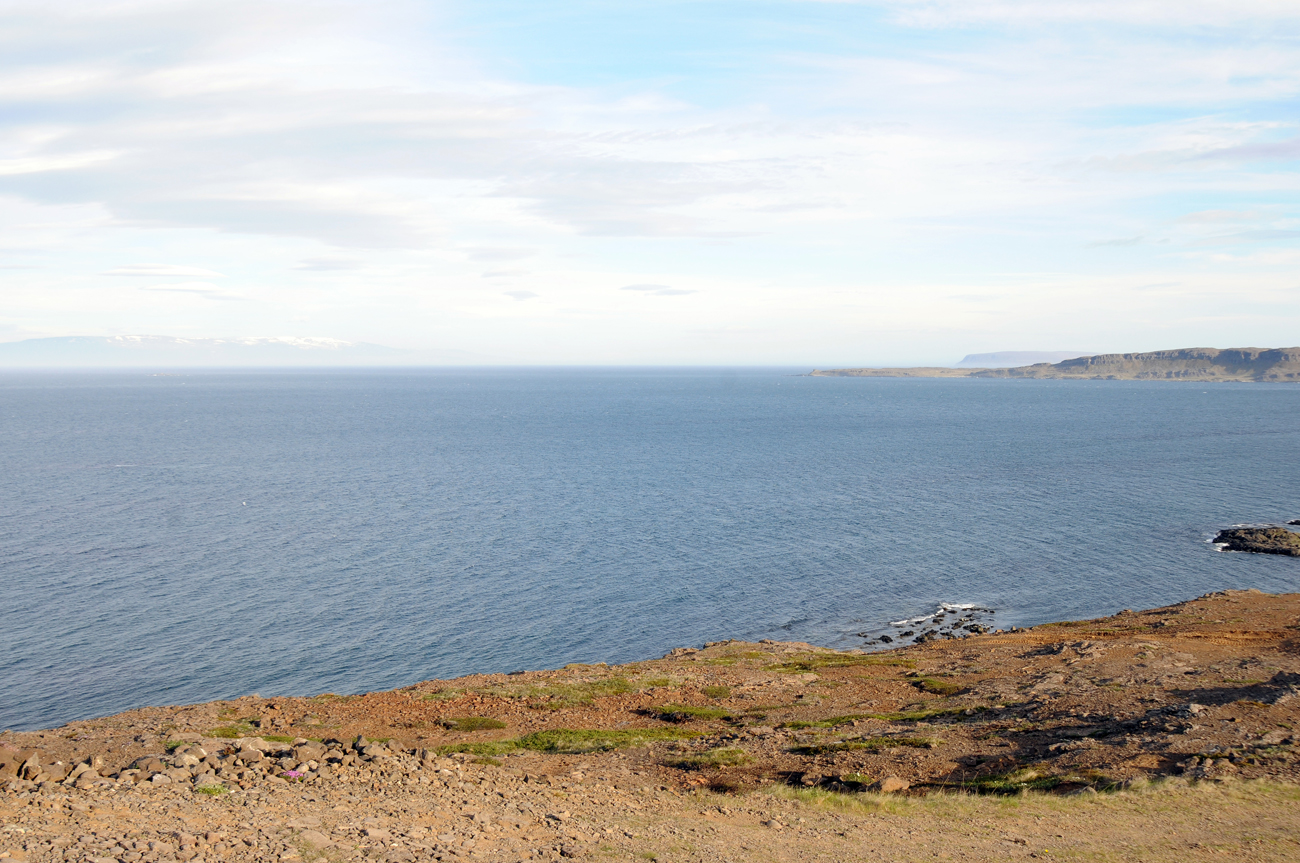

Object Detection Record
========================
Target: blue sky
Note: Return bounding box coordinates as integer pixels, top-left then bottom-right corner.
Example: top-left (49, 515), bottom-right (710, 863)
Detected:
top-left (1, 0), bottom-right (1298, 364)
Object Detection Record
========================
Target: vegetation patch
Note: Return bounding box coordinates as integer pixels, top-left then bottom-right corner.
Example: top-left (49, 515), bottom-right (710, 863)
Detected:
top-left (208, 723), bottom-right (253, 739)
top-left (478, 676), bottom-right (640, 708)
top-left (195, 784), bottom-right (228, 796)
top-left (441, 717), bottom-right (507, 732)
top-left (435, 727), bottom-right (700, 756)
top-left (639, 677), bottom-right (675, 688)
top-left (669, 747), bottom-right (750, 769)
top-left (870, 705), bottom-right (991, 722)
top-left (702, 685), bottom-right (732, 700)
top-left (911, 677), bottom-right (963, 696)
top-left (770, 655), bottom-right (915, 673)
top-left (421, 689), bottom-right (466, 701)
top-left (780, 714), bottom-right (868, 730)
top-left (957, 766), bottom-right (1113, 794)
top-left (652, 704), bottom-right (734, 723)
top-left (792, 736), bottom-right (941, 755)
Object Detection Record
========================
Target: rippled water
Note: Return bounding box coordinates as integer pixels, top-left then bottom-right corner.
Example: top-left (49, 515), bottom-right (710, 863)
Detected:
top-left (3, 368), bottom-right (1298, 731)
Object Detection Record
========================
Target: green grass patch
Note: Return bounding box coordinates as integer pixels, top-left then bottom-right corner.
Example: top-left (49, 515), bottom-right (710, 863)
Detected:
top-left (421, 688), bottom-right (466, 701)
top-left (476, 676), bottom-right (640, 708)
top-left (792, 736), bottom-right (941, 755)
top-left (435, 727), bottom-right (699, 756)
top-left (869, 704), bottom-right (992, 722)
top-left (640, 677), bottom-right (674, 688)
top-left (770, 655), bottom-right (915, 673)
top-left (961, 766), bottom-right (1067, 794)
top-left (702, 685), bottom-right (731, 700)
top-left (652, 704), bottom-right (734, 722)
top-left (208, 724), bottom-right (252, 739)
top-left (911, 677), bottom-right (962, 696)
top-left (473, 756), bottom-right (503, 767)
top-left (195, 784), bottom-right (228, 796)
top-left (164, 740), bottom-right (184, 752)
top-left (442, 717), bottom-right (508, 732)
top-left (262, 734), bottom-right (296, 743)
top-left (669, 747), bottom-right (750, 769)
top-left (780, 714), bottom-right (874, 730)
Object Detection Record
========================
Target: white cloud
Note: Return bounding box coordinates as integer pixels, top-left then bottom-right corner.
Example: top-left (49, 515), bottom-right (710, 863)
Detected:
top-left (621, 284), bottom-right (697, 296)
top-left (105, 264), bottom-right (224, 277)
top-left (851, 0), bottom-right (1300, 27)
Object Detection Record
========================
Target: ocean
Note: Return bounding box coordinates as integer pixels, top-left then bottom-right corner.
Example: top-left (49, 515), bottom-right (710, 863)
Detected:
top-left (2, 368), bottom-right (1298, 732)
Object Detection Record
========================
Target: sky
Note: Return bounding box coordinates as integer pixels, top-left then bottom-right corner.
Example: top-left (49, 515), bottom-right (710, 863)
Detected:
top-left (1, 0), bottom-right (1298, 365)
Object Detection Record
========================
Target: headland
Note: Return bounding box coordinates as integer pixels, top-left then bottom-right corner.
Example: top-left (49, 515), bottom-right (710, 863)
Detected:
top-left (4, 590), bottom-right (1300, 862)
top-left (810, 347), bottom-right (1300, 381)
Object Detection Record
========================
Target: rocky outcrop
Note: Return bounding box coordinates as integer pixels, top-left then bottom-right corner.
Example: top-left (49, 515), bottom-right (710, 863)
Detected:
top-left (1213, 527), bottom-right (1300, 557)
top-left (811, 347), bottom-right (1300, 381)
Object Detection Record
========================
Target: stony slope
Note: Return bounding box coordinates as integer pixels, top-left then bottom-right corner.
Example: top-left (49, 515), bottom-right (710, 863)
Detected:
top-left (3, 589), bottom-right (1300, 862)
top-left (811, 347), bottom-right (1300, 381)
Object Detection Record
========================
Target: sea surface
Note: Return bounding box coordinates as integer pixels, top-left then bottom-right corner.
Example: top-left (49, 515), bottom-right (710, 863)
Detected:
top-left (3, 368), bottom-right (1299, 732)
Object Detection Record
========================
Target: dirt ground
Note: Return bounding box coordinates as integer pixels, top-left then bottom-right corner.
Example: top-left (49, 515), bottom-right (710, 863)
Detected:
top-left (4, 588), bottom-right (1300, 862)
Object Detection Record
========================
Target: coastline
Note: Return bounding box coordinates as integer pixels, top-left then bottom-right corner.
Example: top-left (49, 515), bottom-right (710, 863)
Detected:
top-left (4, 590), bottom-right (1300, 861)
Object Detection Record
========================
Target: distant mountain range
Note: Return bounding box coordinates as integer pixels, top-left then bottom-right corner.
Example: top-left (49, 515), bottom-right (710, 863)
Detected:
top-left (0, 335), bottom-right (418, 367)
top-left (811, 347), bottom-right (1300, 382)
top-left (955, 350), bottom-right (1092, 368)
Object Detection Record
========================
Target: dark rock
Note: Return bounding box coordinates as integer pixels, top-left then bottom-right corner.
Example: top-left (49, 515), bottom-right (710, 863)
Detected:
top-left (1213, 527), bottom-right (1300, 557)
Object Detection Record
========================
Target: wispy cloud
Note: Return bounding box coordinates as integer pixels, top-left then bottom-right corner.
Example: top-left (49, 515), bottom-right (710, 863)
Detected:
top-left (105, 264), bottom-right (225, 277)
top-left (621, 284), bottom-right (697, 296)
top-left (137, 282), bottom-right (245, 300)
top-left (294, 258), bottom-right (361, 271)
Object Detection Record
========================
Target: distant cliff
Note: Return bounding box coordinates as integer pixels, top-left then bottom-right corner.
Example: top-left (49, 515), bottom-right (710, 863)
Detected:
top-left (810, 347), bottom-right (1300, 381)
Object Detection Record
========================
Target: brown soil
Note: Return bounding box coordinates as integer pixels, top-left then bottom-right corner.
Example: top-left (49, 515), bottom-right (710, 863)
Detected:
top-left (4, 589), bottom-right (1300, 862)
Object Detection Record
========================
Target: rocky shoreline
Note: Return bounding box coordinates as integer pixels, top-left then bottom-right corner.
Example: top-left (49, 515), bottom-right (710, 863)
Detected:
top-left (1213, 527), bottom-right (1300, 557)
top-left (4, 589), bottom-right (1300, 862)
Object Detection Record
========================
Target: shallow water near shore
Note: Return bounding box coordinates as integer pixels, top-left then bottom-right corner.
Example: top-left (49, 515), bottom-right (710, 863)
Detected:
top-left (2, 367), bottom-right (1299, 731)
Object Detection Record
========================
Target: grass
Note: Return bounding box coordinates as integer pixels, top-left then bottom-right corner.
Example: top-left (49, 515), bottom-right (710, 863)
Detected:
top-left (780, 714), bottom-right (869, 730)
top-left (911, 677), bottom-right (963, 696)
top-left (435, 727), bottom-right (701, 756)
top-left (441, 717), bottom-right (507, 732)
top-left (164, 741), bottom-right (184, 752)
top-left (652, 704), bottom-right (734, 722)
top-left (965, 767), bottom-right (1064, 794)
top-left (781, 705), bottom-right (994, 728)
top-left (792, 736), bottom-right (942, 755)
top-left (421, 689), bottom-right (466, 701)
top-left (770, 655), bottom-right (916, 673)
top-left (669, 747), bottom-right (751, 769)
top-left (195, 784), bottom-right (228, 796)
top-left (469, 676), bottom-right (641, 708)
top-left (702, 685), bottom-right (731, 699)
top-left (208, 724), bottom-right (252, 739)
top-left (871, 705), bottom-right (992, 722)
